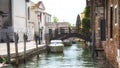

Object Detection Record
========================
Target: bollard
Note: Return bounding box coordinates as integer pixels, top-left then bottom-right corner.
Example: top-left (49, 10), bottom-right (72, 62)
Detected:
top-left (45, 34), bottom-right (50, 53)
top-left (34, 33), bottom-right (39, 59)
top-left (6, 33), bottom-right (11, 63)
top-left (34, 33), bottom-right (38, 50)
top-left (23, 33), bottom-right (26, 63)
top-left (14, 33), bottom-right (19, 65)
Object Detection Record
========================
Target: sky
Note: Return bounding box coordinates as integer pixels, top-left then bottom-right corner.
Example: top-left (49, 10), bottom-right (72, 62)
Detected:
top-left (31, 0), bottom-right (86, 25)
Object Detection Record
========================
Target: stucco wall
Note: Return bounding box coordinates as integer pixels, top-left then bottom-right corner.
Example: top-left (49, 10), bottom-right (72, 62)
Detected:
top-left (12, 0), bottom-right (26, 41)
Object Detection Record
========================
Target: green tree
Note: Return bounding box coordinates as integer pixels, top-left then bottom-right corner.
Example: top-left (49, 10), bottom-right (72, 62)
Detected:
top-left (82, 17), bottom-right (90, 30)
top-left (82, 17), bottom-right (90, 37)
top-left (81, 7), bottom-right (91, 37)
top-left (84, 7), bottom-right (90, 17)
top-left (76, 14), bottom-right (81, 32)
top-left (53, 16), bottom-right (59, 23)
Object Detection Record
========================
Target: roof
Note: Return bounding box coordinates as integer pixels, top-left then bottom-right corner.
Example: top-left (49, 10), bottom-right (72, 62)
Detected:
top-left (32, 1), bottom-right (45, 10)
top-left (36, 1), bottom-right (45, 10)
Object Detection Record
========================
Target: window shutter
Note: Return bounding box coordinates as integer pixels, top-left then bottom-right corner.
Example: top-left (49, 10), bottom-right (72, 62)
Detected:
top-left (100, 19), bottom-right (106, 41)
top-left (110, 6), bottom-right (113, 38)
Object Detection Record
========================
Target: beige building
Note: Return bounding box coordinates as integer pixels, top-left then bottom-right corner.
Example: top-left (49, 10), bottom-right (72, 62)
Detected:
top-left (29, 1), bottom-right (51, 43)
top-left (46, 22), bottom-right (70, 37)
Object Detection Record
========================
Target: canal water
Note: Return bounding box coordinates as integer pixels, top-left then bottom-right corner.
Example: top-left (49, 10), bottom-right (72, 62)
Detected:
top-left (13, 43), bottom-right (96, 68)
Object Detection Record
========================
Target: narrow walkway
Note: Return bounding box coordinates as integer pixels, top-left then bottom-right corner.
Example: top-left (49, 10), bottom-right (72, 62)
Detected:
top-left (0, 41), bottom-right (45, 56)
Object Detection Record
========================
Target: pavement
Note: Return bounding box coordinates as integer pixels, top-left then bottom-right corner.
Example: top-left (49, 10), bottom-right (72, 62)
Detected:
top-left (0, 41), bottom-right (45, 56)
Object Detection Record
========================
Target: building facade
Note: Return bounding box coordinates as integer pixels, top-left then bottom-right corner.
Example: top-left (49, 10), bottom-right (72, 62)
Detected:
top-left (46, 22), bottom-right (70, 37)
top-left (30, 1), bottom-right (51, 43)
top-left (88, 0), bottom-right (120, 67)
top-left (0, 0), bottom-right (51, 43)
top-left (104, 0), bottom-right (120, 67)
top-left (0, 0), bottom-right (27, 42)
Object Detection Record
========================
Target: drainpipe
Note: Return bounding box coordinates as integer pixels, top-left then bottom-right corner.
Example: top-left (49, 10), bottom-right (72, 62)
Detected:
top-left (92, 29), bottom-right (95, 57)
top-left (91, 0), bottom-right (96, 57)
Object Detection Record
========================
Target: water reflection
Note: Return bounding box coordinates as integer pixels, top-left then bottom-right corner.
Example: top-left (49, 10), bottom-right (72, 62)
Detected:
top-left (13, 42), bottom-right (94, 68)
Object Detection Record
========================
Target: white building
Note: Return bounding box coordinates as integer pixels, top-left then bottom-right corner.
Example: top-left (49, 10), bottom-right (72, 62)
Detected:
top-left (34, 1), bottom-right (51, 43)
top-left (12, 0), bottom-right (27, 41)
top-left (0, 0), bottom-right (51, 43)
top-left (0, 0), bottom-right (27, 42)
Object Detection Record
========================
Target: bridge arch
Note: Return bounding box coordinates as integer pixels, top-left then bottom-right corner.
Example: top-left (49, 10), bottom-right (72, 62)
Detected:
top-left (48, 27), bottom-right (91, 42)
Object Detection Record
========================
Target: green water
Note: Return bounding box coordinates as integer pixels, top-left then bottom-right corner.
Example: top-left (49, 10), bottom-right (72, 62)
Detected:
top-left (13, 44), bottom-right (95, 68)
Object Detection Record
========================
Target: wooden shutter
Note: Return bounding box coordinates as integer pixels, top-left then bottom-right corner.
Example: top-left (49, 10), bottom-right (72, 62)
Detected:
top-left (100, 19), bottom-right (106, 41)
top-left (110, 6), bottom-right (113, 38)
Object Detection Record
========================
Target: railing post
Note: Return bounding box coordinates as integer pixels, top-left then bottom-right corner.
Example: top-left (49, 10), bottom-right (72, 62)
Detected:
top-left (6, 33), bottom-right (11, 64)
top-left (55, 29), bottom-right (57, 37)
top-left (69, 27), bottom-right (71, 34)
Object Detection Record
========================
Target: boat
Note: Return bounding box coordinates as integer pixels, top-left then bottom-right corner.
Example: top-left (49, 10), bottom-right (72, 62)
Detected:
top-left (0, 63), bottom-right (10, 68)
top-left (49, 40), bottom-right (64, 52)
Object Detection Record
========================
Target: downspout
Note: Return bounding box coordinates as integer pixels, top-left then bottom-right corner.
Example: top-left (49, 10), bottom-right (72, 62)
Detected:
top-left (9, 0), bottom-right (14, 41)
top-left (25, 0), bottom-right (28, 35)
top-left (91, 0), bottom-right (96, 57)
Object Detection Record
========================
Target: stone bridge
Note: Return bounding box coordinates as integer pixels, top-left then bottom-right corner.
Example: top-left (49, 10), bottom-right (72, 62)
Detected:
top-left (48, 27), bottom-right (91, 41)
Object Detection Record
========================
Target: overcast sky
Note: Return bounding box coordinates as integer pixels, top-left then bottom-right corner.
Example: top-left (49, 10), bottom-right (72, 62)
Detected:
top-left (31, 0), bottom-right (86, 25)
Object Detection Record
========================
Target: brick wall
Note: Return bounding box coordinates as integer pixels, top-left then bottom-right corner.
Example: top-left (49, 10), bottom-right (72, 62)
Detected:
top-left (103, 0), bottom-right (119, 67)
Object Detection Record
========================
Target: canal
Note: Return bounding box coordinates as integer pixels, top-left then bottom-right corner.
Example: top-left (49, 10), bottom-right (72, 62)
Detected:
top-left (12, 42), bottom-right (97, 68)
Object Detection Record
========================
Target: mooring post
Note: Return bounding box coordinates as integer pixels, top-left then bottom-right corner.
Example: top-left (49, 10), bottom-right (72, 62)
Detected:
top-left (34, 33), bottom-right (39, 59)
top-left (14, 32), bottom-right (19, 65)
top-left (34, 33), bottom-right (38, 50)
top-left (45, 34), bottom-right (50, 53)
top-left (23, 33), bottom-right (26, 63)
top-left (6, 33), bottom-right (11, 63)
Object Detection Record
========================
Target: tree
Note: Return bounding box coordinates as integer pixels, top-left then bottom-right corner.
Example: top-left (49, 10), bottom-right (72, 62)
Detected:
top-left (53, 16), bottom-right (59, 23)
top-left (82, 17), bottom-right (90, 37)
top-left (84, 7), bottom-right (90, 17)
top-left (76, 14), bottom-right (81, 32)
top-left (82, 17), bottom-right (90, 31)
top-left (81, 7), bottom-right (91, 37)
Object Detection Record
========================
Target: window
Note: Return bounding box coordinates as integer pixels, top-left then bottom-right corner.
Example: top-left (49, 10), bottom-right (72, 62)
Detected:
top-left (114, 6), bottom-right (117, 24)
top-left (110, 6), bottom-right (113, 38)
top-left (101, 19), bottom-right (106, 41)
top-left (26, 0), bottom-right (29, 2)
top-left (28, 7), bottom-right (30, 20)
